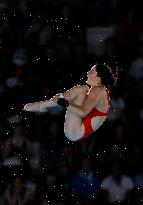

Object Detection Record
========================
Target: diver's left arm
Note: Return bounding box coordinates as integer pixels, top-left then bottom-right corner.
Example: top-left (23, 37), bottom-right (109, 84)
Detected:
top-left (68, 87), bottom-right (101, 117)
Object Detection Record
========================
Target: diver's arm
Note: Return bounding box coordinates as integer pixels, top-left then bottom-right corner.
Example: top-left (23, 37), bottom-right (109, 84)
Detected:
top-left (68, 87), bottom-right (101, 117)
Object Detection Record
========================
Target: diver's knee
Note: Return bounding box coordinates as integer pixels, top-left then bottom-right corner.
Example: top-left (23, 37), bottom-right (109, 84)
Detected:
top-left (75, 85), bottom-right (89, 94)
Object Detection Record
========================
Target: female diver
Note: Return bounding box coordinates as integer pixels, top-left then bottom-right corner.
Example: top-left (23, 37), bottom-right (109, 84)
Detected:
top-left (24, 64), bottom-right (117, 141)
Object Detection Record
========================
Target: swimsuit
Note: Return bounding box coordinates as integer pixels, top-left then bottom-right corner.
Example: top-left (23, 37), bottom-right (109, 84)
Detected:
top-left (82, 87), bottom-right (110, 139)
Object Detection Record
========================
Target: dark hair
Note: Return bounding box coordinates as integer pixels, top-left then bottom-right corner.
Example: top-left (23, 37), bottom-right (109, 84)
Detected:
top-left (96, 64), bottom-right (118, 89)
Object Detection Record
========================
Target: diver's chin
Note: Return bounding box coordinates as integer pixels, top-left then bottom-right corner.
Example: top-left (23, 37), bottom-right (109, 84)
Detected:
top-left (86, 80), bottom-right (90, 86)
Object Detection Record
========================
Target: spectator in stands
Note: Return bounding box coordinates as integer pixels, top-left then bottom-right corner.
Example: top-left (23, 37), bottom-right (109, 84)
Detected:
top-left (101, 163), bottom-right (134, 204)
top-left (70, 157), bottom-right (101, 203)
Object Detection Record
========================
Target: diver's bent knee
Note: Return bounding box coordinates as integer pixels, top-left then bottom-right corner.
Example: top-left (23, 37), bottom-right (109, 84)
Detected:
top-left (74, 85), bottom-right (89, 94)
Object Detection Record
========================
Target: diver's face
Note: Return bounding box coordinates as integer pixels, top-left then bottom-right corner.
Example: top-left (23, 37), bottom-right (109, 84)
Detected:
top-left (86, 65), bottom-right (98, 86)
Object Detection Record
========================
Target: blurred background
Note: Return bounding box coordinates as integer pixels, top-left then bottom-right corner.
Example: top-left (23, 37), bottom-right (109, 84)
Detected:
top-left (0, 0), bottom-right (143, 205)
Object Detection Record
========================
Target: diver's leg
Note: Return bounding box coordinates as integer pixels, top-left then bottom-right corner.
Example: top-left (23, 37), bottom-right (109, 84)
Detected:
top-left (24, 85), bottom-right (89, 112)
top-left (64, 89), bottom-right (88, 141)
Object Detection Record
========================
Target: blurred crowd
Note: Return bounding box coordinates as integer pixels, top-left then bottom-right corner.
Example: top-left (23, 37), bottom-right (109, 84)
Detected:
top-left (1, 0), bottom-right (143, 205)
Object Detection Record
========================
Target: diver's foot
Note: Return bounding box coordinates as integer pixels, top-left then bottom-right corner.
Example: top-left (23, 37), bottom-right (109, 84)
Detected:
top-left (23, 102), bottom-right (47, 112)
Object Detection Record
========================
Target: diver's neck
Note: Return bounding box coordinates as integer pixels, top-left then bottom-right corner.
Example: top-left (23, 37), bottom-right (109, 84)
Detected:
top-left (91, 84), bottom-right (104, 89)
